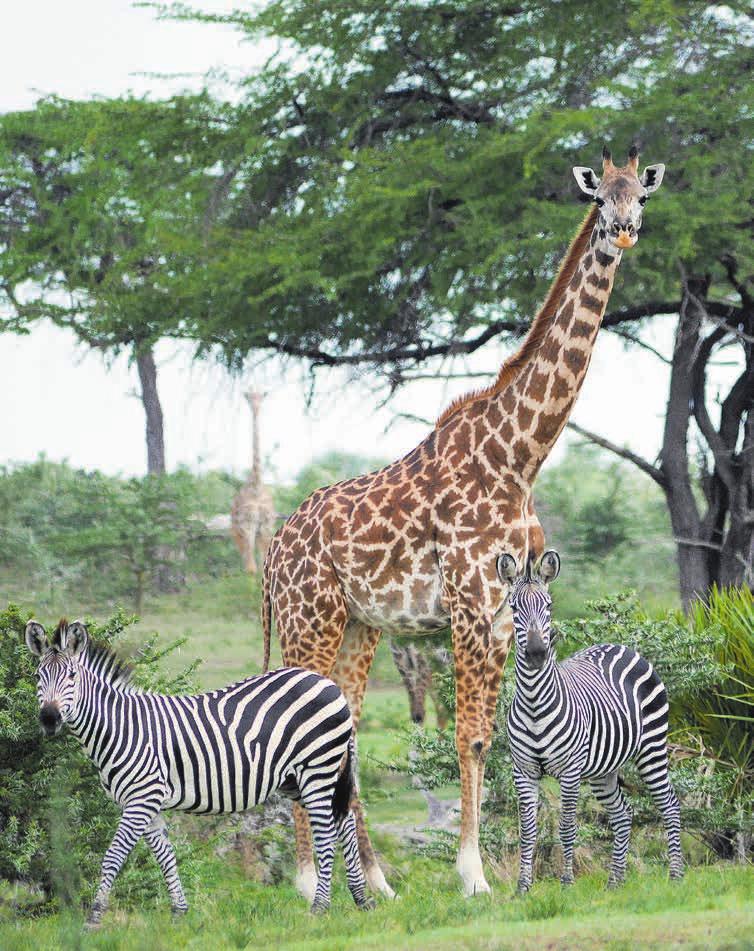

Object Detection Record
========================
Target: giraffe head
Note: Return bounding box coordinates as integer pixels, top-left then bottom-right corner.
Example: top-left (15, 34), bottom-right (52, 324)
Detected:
top-left (573, 146), bottom-right (665, 250)
top-left (25, 619), bottom-right (89, 735)
top-left (497, 551), bottom-right (560, 670)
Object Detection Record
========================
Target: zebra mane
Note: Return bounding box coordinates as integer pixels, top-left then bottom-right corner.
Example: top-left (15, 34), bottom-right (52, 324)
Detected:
top-left (82, 642), bottom-right (137, 691)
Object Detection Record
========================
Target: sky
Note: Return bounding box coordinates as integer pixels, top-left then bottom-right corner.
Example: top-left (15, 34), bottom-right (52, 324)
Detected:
top-left (0, 1), bottom-right (693, 483)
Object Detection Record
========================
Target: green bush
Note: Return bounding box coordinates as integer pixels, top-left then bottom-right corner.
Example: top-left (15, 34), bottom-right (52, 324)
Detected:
top-left (0, 604), bottom-right (201, 912)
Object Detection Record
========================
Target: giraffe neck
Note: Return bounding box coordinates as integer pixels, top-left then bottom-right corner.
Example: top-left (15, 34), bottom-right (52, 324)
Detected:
top-left (250, 399), bottom-right (262, 490)
top-left (497, 219), bottom-right (622, 483)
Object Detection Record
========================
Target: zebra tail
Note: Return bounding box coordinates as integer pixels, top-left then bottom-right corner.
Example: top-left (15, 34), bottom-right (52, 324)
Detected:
top-left (332, 732), bottom-right (356, 824)
top-left (262, 560), bottom-right (272, 673)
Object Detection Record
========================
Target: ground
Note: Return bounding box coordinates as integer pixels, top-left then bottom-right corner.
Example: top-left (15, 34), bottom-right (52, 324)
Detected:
top-left (2, 575), bottom-right (752, 949)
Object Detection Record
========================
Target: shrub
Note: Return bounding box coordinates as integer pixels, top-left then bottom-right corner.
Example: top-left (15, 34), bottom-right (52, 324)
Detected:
top-left (0, 604), bottom-right (200, 912)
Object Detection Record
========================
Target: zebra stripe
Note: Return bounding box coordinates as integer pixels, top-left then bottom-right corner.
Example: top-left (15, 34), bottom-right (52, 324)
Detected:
top-left (498, 564), bottom-right (683, 892)
top-left (26, 619), bottom-right (372, 925)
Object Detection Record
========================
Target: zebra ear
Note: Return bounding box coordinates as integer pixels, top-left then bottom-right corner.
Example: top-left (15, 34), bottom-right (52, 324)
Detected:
top-left (64, 620), bottom-right (89, 658)
top-left (25, 621), bottom-right (48, 657)
top-left (497, 553), bottom-right (518, 585)
top-left (539, 550), bottom-right (561, 584)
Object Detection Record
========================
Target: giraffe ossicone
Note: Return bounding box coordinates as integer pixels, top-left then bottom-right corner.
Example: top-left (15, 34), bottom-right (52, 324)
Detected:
top-left (262, 148), bottom-right (665, 899)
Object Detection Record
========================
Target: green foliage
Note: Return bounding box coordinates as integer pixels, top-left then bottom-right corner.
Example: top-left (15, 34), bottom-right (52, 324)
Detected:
top-left (142, 1), bottom-right (753, 371)
top-left (0, 605), bottom-right (200, 910)
top-left (0, 459), bottom-right (239, 612)
top-left (536, 445), bottom-right (677, 613)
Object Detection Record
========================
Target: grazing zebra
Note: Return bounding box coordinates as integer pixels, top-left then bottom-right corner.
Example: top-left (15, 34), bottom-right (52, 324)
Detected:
top-left (497, 552), bottom-right (684, 892)
top-left (25, 618), bottom-right (372, 926)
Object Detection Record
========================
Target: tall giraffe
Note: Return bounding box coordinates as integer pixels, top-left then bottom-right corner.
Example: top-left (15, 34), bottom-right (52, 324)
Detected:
top-left (231, 389), bottom-right (276, 575)
top-left (262, 149), bottom-right (665, 898)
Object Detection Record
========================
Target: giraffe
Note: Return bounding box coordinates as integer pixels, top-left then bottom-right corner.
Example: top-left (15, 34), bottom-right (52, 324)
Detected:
top-left (231, 388), bottom-right (276, 575)
top-left (389, 639), bottom-right (451, 728)
top-left (262, 148), bottom-right (665, 899)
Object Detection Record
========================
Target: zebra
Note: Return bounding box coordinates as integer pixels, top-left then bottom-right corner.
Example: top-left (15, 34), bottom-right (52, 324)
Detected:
top-left (497, 551), bottom-right (684, 892)
top-left (25, 618), bottom-right (373, 926)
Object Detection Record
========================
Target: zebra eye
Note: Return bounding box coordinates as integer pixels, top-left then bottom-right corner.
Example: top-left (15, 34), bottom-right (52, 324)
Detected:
top-left (68, 669), bottom-right (76, 681)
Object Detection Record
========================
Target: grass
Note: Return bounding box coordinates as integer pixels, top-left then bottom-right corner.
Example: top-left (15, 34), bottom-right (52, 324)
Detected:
top-left (1, 865), bottom-right (751, 950)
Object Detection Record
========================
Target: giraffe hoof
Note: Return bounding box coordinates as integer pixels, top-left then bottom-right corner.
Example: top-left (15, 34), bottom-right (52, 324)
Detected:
top-left (295, 863), bottom-right (318, 903)
top-left (463, 878), bottom-right (492, 898)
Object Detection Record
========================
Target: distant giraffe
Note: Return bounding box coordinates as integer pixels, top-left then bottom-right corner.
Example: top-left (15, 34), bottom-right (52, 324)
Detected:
top-left (231, 389), bottom-right (276, 575)
top-left (389, 640), bottom-right (451, 729)
top-left (263, 149), bottom-right (666, 898)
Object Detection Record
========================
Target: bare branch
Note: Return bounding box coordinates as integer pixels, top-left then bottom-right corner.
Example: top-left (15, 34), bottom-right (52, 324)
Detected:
top-left (567, 421), bottom-right (667, 488)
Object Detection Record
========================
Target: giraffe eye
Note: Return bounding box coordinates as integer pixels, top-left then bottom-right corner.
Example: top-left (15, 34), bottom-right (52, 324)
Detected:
top-left (638, 195), bottom-right (647, 206)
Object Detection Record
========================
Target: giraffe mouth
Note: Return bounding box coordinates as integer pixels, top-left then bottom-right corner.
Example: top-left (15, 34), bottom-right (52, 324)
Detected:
top-left (612, 232), bottom-right (636, 250)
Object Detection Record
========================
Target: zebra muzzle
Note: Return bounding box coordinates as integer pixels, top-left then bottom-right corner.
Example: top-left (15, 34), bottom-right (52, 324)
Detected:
top-left (40, 703), bottom-right (63, 736)
top-left (524, 630), bottom-right (548, 670)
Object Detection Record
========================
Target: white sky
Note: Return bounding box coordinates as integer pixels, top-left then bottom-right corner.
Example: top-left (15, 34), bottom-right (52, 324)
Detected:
top-left (0, 1), bottom-right (692, 482)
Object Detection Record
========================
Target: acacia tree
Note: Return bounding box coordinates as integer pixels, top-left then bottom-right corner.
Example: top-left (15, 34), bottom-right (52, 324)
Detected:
top-left (156, 0), bottom-right (753, 605)
top-left (0, 94), bottom-right (224, 474)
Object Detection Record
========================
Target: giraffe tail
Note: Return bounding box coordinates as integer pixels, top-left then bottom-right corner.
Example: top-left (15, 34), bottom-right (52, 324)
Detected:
top-left (262, 557), bottom-right (272, 673)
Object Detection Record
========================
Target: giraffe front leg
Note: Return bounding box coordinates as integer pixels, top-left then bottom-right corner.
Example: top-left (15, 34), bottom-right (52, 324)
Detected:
top-left (87, 800), bottom-right (162, 928)
top-left (143, 814), bottom-right (188, 916)
top-left (475, 610), bottom-right (514, 823)
top-left (452, 605), bottom-right (493, 898)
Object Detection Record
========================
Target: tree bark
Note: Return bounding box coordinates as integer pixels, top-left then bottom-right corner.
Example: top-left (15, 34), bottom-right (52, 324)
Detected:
top-left (135, 345), bottom-right (166, 475)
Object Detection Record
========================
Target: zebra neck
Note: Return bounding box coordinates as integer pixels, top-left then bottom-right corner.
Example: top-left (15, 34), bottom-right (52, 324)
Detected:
top-left (513, 653), bottom-right (562, 711)
top-left (69, 672), bottom-right (136, 770)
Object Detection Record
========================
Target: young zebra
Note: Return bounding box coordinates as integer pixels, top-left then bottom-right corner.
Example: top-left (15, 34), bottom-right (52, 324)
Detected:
top-left (497, 552), bottom-right (683, 892)
top-left (25, 618), bottom-right (372, 926)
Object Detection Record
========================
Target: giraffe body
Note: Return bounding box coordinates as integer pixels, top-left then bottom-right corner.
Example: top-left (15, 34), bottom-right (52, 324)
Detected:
top-left (263, 150), bottom-right (665, 897)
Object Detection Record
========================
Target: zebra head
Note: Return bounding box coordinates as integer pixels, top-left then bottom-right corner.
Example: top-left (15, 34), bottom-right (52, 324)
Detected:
top-left (497, 551), bottom-right (560, 671)
top-left (25, 619), bottom-right (89, 736)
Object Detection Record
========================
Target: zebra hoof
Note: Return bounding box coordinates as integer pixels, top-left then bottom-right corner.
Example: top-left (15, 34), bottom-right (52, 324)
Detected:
top-left (309, 900), bottom-right (330, 915)
top-left (607, 877), bottom-right (624, 889)
top-left (560, 875), bottom-right (574, 887)
top-left (516, 883), bottom-right (530, 896)
top-left (172, 905), bottom-right (189, 918)
top-left (358, 897), bottom-right (377, 912)
top-left (84, 918), bottom-right (102, 932)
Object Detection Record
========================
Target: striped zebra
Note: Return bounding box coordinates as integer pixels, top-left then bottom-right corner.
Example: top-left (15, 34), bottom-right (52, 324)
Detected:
top-left (25, 619), bottom-right (372, 926)
top-left (497, 552), bottom-right (684, 892)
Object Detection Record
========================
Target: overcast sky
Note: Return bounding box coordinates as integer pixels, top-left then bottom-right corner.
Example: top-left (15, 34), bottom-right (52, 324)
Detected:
top-left (0, 1), bottom-right (690, 482)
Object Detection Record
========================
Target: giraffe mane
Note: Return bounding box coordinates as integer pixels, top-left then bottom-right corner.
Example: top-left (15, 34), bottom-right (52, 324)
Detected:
top-left (436, 204), bottom-right (599, 429)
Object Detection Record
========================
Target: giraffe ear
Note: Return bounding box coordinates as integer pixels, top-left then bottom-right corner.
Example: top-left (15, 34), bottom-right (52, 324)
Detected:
top-left (25, 621), bottom-right (49, 657)
top-left (573, 166), bottom-right (600, 197)
top-left (538, 550), bottom-right (561, 584)
top-left (497, 553), bottom-right (518, 585)
top-left (63, 620), bottom-right (89, 658)
top-left (640, 164), bottom-right (665, 193)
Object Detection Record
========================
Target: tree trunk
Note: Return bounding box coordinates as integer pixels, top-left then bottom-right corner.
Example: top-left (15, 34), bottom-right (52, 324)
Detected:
top-left (135, 345), bottom-right (166, 475)
top-left (659, 284), bottom-right (711, 609)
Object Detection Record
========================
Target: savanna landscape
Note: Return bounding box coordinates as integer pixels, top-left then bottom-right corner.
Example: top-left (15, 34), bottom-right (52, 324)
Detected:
top-left (1, 2), bottom-right (753, 949)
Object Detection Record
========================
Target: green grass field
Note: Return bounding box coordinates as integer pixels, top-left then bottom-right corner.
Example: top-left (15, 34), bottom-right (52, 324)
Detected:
top-left (2, 574), bottom-right (752, 949)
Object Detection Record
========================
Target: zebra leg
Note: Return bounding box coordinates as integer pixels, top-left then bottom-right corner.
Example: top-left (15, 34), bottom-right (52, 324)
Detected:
top-left (589, 772), bottom-right (633, 887)
top-left (304, 795), bottom-right (338, 913)
top-left (558, 772), bottom-right (582, 886)
top-left (337, 812), bottom-right (374, 910)
top-left (87, 801), bottom-right (161, 928)
top-left (635, 745), bottom-right (684, 880)
top-left (143, 814), bottom-right (189, 916)
top-left (513, 767), bottom-right (539, 894)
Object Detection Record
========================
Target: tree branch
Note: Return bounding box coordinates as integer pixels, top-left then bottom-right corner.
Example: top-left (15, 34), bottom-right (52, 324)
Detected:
top-left (567, 421), bottom-right (667, 488)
